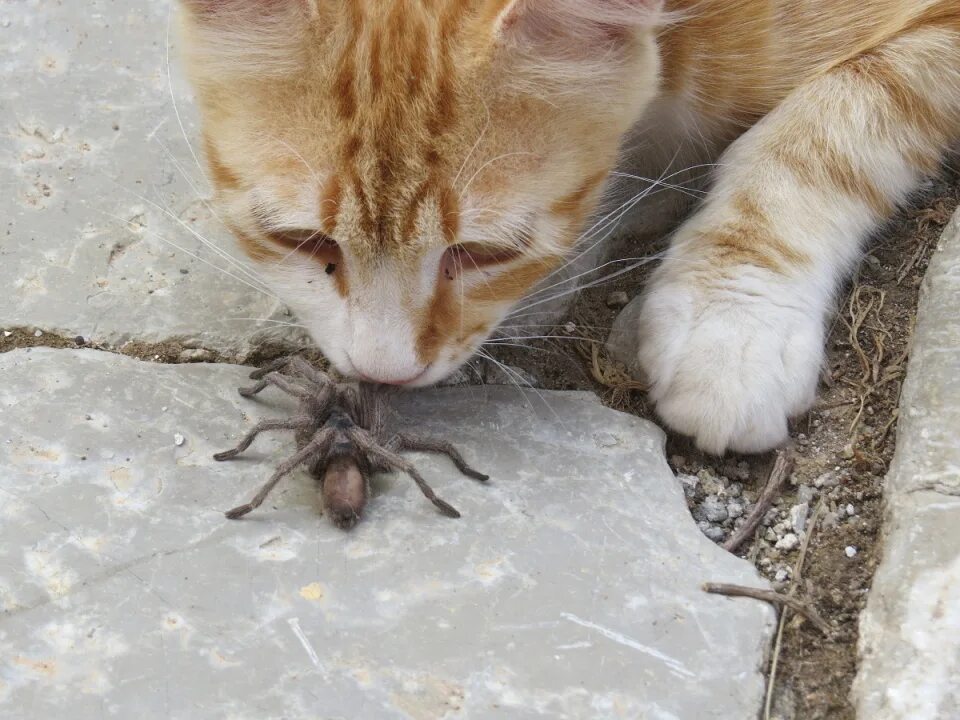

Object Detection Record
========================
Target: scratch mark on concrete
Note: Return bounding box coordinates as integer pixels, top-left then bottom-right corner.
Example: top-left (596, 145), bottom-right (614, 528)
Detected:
top-left (560, 612), bottom-right (694, 678)
top-left (287, 617), bottom-right (320, 667)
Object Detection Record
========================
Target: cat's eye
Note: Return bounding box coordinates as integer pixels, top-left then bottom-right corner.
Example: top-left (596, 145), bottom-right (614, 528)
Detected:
top-left (441, 242), bottom-right (523, 280)
top-left (265, 228), bottom-right (341, 275)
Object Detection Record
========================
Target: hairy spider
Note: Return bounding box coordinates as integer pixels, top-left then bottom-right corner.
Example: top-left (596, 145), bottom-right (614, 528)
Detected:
top-left (213, 356), bottom-right (489, 529)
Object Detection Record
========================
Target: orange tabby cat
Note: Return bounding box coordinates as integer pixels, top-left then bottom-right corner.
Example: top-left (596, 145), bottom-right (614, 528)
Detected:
top-left (178, 0), bottom-right (960, 453)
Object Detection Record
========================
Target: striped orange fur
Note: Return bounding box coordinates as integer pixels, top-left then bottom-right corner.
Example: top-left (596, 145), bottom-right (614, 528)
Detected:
top-left (179, 0), bottom-right (960, 451)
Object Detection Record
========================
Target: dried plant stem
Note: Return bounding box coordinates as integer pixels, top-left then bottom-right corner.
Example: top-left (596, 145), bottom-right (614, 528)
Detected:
top-left (763, 498), bottom-right (828, 720)
top-left (724, 451), bottom-right (793, 553)
top-left (702, 583), bottom-right (832, 636)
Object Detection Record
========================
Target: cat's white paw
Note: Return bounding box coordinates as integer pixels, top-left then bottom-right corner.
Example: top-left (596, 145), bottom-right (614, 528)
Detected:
top-left (636, 270), bottom-right (824, 455)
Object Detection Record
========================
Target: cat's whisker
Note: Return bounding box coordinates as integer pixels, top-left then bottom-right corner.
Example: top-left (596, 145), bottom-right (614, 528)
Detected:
top-left (517, 254), bottom-right (665, 313)
top-left (153, 136), bottom-right (232, 232)
top-left (525, 255), bottom-right (655, 305)
top-left (532, 156), bottom-right (698, 285)
top-left (458, 151), bottom-right (538, 200)
top-left (522, 157), bottom-right (714, 301)
top-left (165, 6), bottom-right (209, 190)
top-left (224, 317), bottom-right (308, 329)
top-left (452, 99), bottom-right (491, 190)
top-left (489, 334), bottom-right (598, 343)
top-left (608, 170), bottom-right (710, 199)
top-left (95, 170), bottom-right (272, 291)
top-left (94, 209), bottom-right (280, 301)
top-left (475, 348), bottom-right (569, 430)
top-left (266, 134), bottom-right (323, 185)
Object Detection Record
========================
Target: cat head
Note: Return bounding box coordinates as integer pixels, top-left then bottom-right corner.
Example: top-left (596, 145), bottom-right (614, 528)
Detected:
top-left (179, 0), bottom-right (663, 385)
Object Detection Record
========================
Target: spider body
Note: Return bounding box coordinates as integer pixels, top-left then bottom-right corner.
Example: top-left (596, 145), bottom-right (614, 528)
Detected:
top-left (214, 356), bottom-right (488, 529)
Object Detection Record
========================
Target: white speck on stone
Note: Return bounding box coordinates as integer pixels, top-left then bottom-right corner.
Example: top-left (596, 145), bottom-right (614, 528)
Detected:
top-left (34, 329), bottom-right (43, 337)
top-left (845, 546), bottom-right (858, 558)
top-left (775, 533), bottom-right (799, 551)
top-left (2, 331), bottom-right (10, 337)
top-left (173, 433), bottom-right (185, 447)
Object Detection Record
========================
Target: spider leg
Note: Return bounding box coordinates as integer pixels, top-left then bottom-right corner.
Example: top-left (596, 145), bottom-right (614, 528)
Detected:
top-left (239, 372), bottom-right (314, 400)
top-left (225, 428), bottom-right (336, 520)
top-left (346, 427), bottom-right (460, 519)
top-left (305, 383), bottom-right (336, 419)
top-left (388, 433), bottom-right (489, 482)
top-left (213, 416), bottom-right (313, 462)
top-left (282, 355), bottom-right (334, 388)
top-left (248, 356), bottom-right (292, 380)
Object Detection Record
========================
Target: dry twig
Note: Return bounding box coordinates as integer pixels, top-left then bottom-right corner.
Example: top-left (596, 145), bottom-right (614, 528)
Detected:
top-left (763, 498), bottom-right (828, 720)
top-left (703, 583), bottom-right (832, 636)
top-left (724, 451), bottom-right (793, 553)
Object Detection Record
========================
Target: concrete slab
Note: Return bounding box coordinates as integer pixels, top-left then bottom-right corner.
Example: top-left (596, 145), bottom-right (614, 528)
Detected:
top-left (853, 208), bottom-right (960, 719)
top-left (0, 348), bottom-right (774, 719)
top-left (0, 1), bottom-right (300, 357)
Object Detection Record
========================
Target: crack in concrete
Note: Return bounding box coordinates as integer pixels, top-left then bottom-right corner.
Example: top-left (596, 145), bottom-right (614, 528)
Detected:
top-left (0, 326), bottom-right (320, 368)
top-left (0, 533), bottom-right (226, 622)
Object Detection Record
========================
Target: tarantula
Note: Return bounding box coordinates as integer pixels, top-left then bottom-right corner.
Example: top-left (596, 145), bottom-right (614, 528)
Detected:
top-left (213, 356), bottom-right (488, 529)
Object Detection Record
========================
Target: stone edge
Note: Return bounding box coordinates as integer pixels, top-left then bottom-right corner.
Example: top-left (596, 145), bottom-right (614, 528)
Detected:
top-left (852, 208), bottom-right (960, 718)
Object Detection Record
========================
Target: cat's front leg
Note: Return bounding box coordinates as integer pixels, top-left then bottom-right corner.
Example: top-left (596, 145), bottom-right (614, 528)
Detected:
top-left (631, 30), bottom-right (959, 454)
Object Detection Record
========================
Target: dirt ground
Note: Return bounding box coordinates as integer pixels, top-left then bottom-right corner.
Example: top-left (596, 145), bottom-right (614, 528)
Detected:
top-left (488, 167), bottom-right (960, 719)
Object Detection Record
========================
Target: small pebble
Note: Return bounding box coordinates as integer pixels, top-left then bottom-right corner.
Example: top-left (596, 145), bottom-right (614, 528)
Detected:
top-left (701, 495), bottom-right (729, 523)
top-left (845, 546), bottom-right (858, 558)
top-left (775, 533), bottom-right (799, 551)
top-left (789, 503), bottom-right (810, 535)
top-left (702, 526), bottom-right (726, 543)
top-left (846, 503), bottom-right (856, 516)
top-left (814, 471), bottom-right (840, 488)
top-left (605, 290), bottom-right (629, 309)
top-left (2, 331), bottom-right (11, 337)
top-left (797, 485), bottom-right (817, 506)
top-left (774, 568), bottom-right (789, 582)
top-left (179, 348), bottom-right (214, 363)
top-left (174, 433), bottom-right (185, 447)
top-left (74, 335), bottom-right (86, 346)
top-left (34, 329), bottom-right (43, 337)
top-left (727, 502), bottom-right (744, 519)
top-left (822, 511), bottom-right (840, 529)
top-left (563, 322), bottom-right (577, 334)
top-left (677, 473), bottom-right (699, 498)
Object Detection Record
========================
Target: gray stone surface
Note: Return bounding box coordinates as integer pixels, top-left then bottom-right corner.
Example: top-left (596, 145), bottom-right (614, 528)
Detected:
top-left (854, 208), bottom-right (960, 719)
top-left (0, 348), bottom-right (774, 719)
top-left (0, 1), bottom-right (300, 357)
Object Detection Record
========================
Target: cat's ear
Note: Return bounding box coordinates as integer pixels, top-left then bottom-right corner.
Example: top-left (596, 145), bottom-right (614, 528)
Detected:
top-left (490, 0), bottom-right (664, 44)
